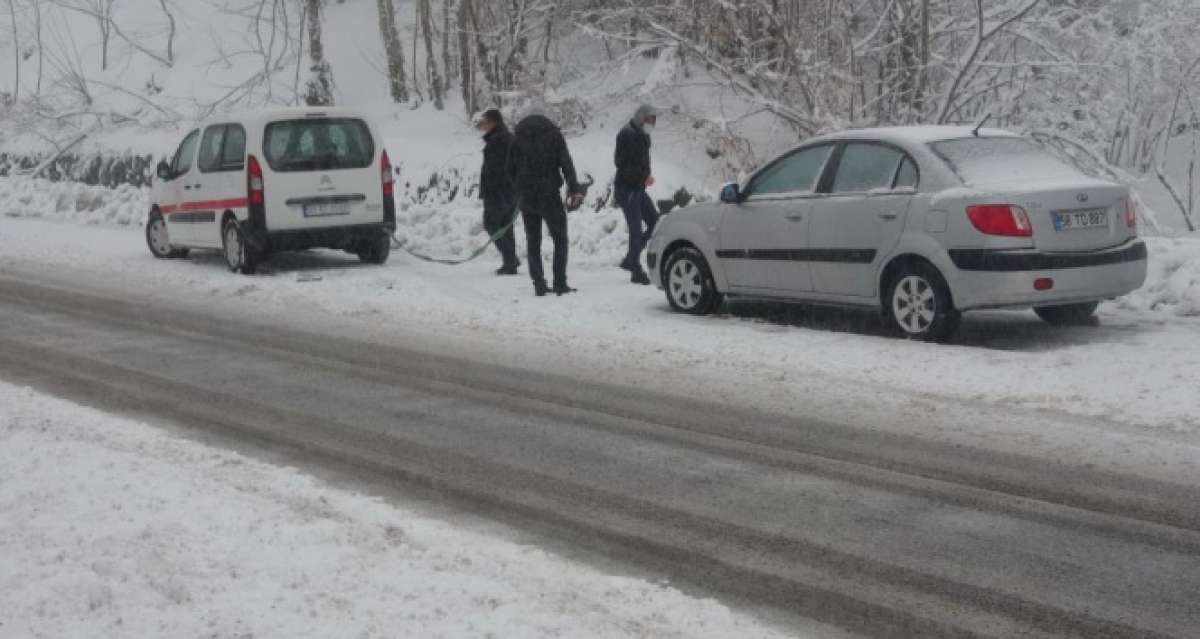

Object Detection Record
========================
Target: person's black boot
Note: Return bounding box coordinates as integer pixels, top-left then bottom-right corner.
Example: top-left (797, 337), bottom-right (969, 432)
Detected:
top-left (533, 280), bottom-right (549, 297)
top-left (552, 282), bottom-right (577, 296)
top-left (631, 270), bottom-right (651, 285)
top-left (496, 262), bottom-right (520, 276)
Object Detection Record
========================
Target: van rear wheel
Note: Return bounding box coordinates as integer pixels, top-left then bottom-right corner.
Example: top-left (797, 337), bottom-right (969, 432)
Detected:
top-left (357, 233), bottom-right (391, 265)
top-left (222, 219), bottom-right (258, 275)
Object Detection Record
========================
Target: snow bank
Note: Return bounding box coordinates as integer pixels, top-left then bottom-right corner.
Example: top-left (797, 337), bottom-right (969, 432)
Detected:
top-left (0, 381), bottom-right (796, 639)
top-left (0, 176), bottom-right (148, 227)
top-left (1117, 235), bottom-right (1200, 317)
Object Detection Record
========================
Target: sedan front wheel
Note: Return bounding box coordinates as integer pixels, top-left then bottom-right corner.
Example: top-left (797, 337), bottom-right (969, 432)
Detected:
top-left (663, 247), bottom-right (722, 315)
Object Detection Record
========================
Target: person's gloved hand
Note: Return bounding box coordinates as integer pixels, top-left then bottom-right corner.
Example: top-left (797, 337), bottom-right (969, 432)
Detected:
top-left (565, 192), bottom-right (585, 211)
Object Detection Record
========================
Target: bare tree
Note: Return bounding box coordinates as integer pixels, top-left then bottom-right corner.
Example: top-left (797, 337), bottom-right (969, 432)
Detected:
top-left (158, 0), bottom-right (175, 65)
top-left (375, 0), bottom-right (408, 103)
top-left (304, 0), bottom-right (334, 106)
top-left (6, 0), bottom-right (18, 102)
top-left (416, 0), bottom-right (443, 109)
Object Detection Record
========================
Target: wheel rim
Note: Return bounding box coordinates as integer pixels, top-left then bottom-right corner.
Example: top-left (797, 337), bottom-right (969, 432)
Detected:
top-left (148, 218), bottom-right (170, 255)
top-left (669, 258), bottom-right (703, 309)
top-left (892, 275), bottom-right (936, 334)
top-left (224, 225), bottom-right (242, 269)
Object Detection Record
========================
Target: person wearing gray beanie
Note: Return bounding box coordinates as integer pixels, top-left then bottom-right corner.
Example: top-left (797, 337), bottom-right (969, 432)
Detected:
top-left (613, 104), bottom-right (659, 285)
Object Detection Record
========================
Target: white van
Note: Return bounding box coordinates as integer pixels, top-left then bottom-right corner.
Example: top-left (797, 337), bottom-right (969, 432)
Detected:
top-left (145, 108), bottom-right (396, 274)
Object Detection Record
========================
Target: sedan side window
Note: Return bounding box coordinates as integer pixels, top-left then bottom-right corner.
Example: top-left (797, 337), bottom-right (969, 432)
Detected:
top-left (171, 130), bottom-right (201, 176)
top-left (831, 143), bottom-right (906, 193)
top-left (894, 156), bottom-right (919, 189)
top-left (747, 145), bottom-right (832, 197)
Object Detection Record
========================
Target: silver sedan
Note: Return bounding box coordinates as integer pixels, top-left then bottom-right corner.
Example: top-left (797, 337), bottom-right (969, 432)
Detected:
top-left (646, 126), bottom-right (1148, 341)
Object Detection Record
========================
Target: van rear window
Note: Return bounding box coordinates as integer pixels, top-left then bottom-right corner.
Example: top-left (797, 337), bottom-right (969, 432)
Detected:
top-left (263, 118), bottom-right (375, 172)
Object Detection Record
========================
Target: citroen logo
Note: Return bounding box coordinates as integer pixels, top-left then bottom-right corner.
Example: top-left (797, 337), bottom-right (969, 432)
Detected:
top-left (318, 174), bottom-right (334, 192)
top-left (1076, 193), bottom-right (1089, 203)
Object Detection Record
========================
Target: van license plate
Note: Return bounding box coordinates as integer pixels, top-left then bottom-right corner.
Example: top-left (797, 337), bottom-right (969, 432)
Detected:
top-left (303, 202), bottom-right (350, 217)
top-left (1053, 208), bottom-right (1108, 231)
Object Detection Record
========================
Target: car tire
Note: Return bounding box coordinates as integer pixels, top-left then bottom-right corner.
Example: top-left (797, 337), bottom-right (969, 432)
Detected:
top-left (1034, 301), bottom-right (1099, 326)
top-left (663, 246), bottom-right (722, 315)
top-left (145, 211), bottom-right (188, 259)
top-left (222, 218), bottom-right (258, 275)
top-left (357, 233), bottom-right (392, 265)
top-left (885, 263), bottom-right (960, 342)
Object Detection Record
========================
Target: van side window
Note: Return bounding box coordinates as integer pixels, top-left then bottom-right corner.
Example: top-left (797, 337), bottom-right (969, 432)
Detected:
top-left (220, 125), bottom-right (247, 170)
top-left (171, 130), bottom-right (201, 176)
top-left (197, 126), bottom-right (226, 173)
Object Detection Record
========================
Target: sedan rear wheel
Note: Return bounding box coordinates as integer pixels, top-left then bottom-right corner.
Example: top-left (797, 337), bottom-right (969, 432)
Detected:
top-left (663, 247), bottom-right (722, 315)
top-left (886, 263), bottom-right (960, 342)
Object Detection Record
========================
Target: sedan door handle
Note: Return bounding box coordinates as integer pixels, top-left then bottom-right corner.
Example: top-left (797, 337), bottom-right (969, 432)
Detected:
top-left (877, 211), bottom-right (899, 220)
top-left (786, 213), bottom-right (804, 221)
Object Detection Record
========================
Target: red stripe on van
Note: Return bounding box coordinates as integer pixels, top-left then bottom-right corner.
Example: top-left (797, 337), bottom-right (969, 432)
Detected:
top-left (160, 198), bottom-right (249, 215)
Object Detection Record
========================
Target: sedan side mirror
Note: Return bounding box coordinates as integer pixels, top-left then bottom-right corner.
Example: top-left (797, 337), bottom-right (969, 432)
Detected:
top-left (156, 160), bottom-right (172, 182)
top-left (719, 182), bottom-right (742, 204)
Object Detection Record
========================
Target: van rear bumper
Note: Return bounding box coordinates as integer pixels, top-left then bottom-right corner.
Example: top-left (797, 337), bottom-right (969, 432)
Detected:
top-left (254, 222), bottom-right (395, 253)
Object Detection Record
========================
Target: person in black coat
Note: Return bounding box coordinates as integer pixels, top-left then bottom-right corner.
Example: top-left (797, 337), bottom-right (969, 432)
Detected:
top-left (476, 109), bottom-right (520, 275)
top-left (613, 104), bottom-right (660, 285)
top-left (508, 112), bottom-right (585, 296)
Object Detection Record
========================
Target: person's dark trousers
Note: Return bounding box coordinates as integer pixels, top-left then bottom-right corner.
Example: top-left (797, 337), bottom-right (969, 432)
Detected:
top-left (615, 184), bottom-right (659, 272)
top-left (483, 204), bottom-right (519, 268)
top-left (520, 192), bottom-right (570, 288)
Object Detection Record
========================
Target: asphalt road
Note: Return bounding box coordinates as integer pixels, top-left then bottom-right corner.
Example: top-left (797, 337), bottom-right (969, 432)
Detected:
top-left (2, 274), bottom-right (1199, 638)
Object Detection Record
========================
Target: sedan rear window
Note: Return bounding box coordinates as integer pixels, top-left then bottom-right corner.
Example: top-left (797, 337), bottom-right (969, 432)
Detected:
top-left (264, 118), bottom-right (375, 172)
top-left (930, 137), bottom-right (1080, 187)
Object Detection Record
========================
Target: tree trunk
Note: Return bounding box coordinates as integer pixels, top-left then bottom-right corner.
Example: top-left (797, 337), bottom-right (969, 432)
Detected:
top-left (6, 0), bottom-right (17, 102)
top-left (441, 0), bottom-right (452, 88)
top-left (376, 0), bottom-right (408, 102)
top-left (417, 0), bottom-right (444, 109)
top-left (159, 0), bottom-right (175, 65)
top-left (457, 0), bottom-right (475, 115)
top-left (305, 0), bottom-right (335, 106)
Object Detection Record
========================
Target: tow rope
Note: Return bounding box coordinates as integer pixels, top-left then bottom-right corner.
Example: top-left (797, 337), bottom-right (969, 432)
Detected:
top-left (391, 211), bottom-right (519, 266)
top-left (392, 175), bottom-right (595, 266)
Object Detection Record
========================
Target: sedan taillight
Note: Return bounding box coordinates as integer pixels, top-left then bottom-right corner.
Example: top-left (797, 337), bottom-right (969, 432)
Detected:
top-left (967, 204), bottom-right (1033, 237)
top-left (1125, 197), bottom-right (1138, 229)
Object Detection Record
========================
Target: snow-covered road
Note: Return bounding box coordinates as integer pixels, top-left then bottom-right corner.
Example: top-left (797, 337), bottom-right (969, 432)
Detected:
top-left (0, 381), bottom-right (808, 639)
top-left (2, 215), bottom-right (1199, 484)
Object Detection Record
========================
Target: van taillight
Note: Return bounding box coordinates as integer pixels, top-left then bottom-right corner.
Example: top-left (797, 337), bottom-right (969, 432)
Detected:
top-left (1125, 197), bottom-right (1138, 229)
top-left (247, 155), bottom-right (264, 205)
top-left (381, 150), bottom-right (394, 197)
top-left (967, 204), bottom-right (1033, 237)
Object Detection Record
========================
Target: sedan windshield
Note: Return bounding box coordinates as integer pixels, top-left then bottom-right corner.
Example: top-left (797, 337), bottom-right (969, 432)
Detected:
top-left (930, 137), bottom-right (1081, 187)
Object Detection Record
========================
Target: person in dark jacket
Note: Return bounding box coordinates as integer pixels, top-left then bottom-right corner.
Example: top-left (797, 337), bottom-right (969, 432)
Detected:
top-left (508, 112), bottom-right (585, 296)
top-left (476, 109), bottom-right (520, 275)
top-left (613, 104), bottom-right (660, 285)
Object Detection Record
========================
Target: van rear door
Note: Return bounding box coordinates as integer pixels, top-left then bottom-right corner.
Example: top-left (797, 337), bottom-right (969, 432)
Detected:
top-left (260, 116), bottom-right (384, 231)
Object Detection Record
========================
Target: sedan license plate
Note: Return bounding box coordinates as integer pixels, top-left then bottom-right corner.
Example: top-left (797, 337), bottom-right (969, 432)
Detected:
top-left (303, 202), bottom-right (350, 218)
top-left (1053, 208), bottom-right (1108, 231)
